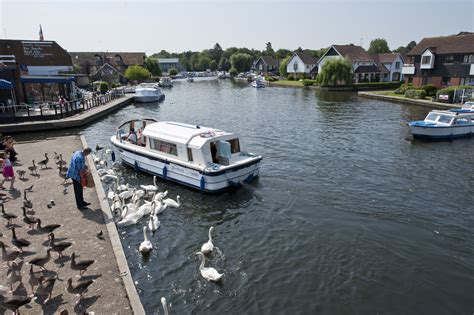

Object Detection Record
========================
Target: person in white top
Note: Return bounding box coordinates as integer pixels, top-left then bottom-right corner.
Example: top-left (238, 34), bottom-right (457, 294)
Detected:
top-left (128, 128), bottom-right (138, 144)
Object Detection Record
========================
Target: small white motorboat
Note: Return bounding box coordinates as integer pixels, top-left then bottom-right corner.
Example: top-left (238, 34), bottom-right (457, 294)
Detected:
top-left (110, 119), bottom-right (262, 192)
top-left (449, 101), bottom-right (474, 113)
top-left (187, 77), bottom-right (194, 82)
top-left (133, 84), bottom-right (164, 103)
top-left (159, 76), bottom-right (173, 87)
top-left (251, 76), bottom-right (265, 88)
top-left (409, 110), bottom-right (474, 140)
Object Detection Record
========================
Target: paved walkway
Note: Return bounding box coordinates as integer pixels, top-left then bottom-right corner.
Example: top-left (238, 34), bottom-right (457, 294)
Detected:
top-left (0, 95), bottom-right (133, 134)
top-left (358, 91), bottom-right (462, 109)
top-left (0, 136), bottom-right (133, 314)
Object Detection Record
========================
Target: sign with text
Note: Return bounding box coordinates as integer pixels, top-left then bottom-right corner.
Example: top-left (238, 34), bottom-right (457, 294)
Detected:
top-left (22, 41), bottom-right (54, 58)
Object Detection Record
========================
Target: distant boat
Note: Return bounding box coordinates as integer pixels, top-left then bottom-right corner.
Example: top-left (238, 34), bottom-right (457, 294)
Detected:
top-left (187, 77), bottom-right (194, 82)
top-left (159, 76), bottom-right (173, 87)
top-left (124, 86), bottom-right (136, 93)
top-left (251, 76), bottom-right (265, 88)
top-left (134, 84), bottom-right (164, 103)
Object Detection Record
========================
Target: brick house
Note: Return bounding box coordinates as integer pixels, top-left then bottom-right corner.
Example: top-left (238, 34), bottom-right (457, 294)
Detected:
top-left (254, 56), bottom-right (279, 75)
top-left (402, 32), bottom-right (474, 87)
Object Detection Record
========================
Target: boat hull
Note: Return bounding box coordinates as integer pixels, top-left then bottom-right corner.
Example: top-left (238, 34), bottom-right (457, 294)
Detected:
top-left (134, 95), bottom-right (164, 103)
top-left (409, 124), bottom-right (474, 140)
top-left (110, 138), bottom-right (262, 192)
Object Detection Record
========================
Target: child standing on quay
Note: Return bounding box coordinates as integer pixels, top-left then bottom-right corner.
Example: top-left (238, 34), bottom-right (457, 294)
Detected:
top-left (1, 152), bottom-right (15, 190)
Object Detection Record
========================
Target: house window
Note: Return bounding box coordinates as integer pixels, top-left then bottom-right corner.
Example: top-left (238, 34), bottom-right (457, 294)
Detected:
top-left (395, 62), bottom-right (400, 69)
top-left (444, 55), bottom-right (454, 63)
top-left (150, 139), bottom-right (178, 156)
top-left (463, 55), bottom-right (474, 63)
top-left (259, 64), bottom-right (263, 70)
top-left (187, 148), bottom-right (193, 162)
top-left (441, 77), bottom-right (450, 85)
top-left (422, 56), bottom-right (431, 64)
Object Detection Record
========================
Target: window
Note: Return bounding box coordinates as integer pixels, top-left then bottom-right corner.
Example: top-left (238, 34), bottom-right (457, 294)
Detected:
top-left (422, 56), bottom-right (431, 64)
top-left (442, 77), bottom-right (450, 85)
top-left (395, 62), bottom-right (400, 69)
top-left (463, 55), bottom-right (474, 63)
top-left (438, 116), bottom-right (453, 124)
top-left (187, 148), bottom-right (193, 162)
top-left (460, 77), bottom-right (466, 85)
top-left (228, 138), bottom-right (240, 153)
top-left (444, 55), bottom-right (454, 63)
top-left (150, 139), bottom-right (177, 156)
top-left (426, 113), bottom-right (439, 122)
top-left (259, 64), bottom-right (263, 70)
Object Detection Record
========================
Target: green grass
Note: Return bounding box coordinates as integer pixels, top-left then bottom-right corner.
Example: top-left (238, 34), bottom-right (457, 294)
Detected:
top-left (371, 90), bottom-right (432, 101)
top-left (270, 80), bottom-right (304, 87)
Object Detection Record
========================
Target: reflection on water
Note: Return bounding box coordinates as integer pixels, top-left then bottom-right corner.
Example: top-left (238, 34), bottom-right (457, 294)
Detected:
top-left (15, 80), bottom-right (474, 314)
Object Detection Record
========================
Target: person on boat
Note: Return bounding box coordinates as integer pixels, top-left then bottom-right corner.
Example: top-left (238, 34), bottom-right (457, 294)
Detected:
top-left (128, 128), bottom-right (138, 144)
top-left (66, 147), bottom-right (92, 210)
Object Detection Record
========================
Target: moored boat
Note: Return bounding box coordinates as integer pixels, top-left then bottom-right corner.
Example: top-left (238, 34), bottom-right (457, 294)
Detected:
top-left (251, 76), bottom-right (265, 88)
top-left (449, 101), bottom-right (474, 113)
top-left (159, 76), bottom-right (173, 87)
top-left (110, 119), bottom-right (262, 192)
top-left (133, 84), bottom-right (164, 103)
top-left (409, 110), bottom-right (474, 140)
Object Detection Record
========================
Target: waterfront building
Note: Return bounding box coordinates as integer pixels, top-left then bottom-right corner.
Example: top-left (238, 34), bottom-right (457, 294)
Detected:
top-left (254, 56), bottom-right (279, 76)
top-left (402, 32), bottom-right (474, 87)
top-left (372, 53), bottom-right (405, 82)
top-left (317, 44), bottom-right (386, 83)
top-left (70, 51), bottom-right (146, 84)
top-left (286, 51), bottom-right (318, 78)
top-left (0, 39), bottom-right (75, 105)
top-left (156, 58), bottom-right (183, 73)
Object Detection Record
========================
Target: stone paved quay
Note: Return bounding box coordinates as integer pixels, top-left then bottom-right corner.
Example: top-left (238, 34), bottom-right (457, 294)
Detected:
top-left (0, 95), bottom-right (133, 134)
top-left (0, 136), bottom-right (135, 314)
top-left (358, 91), bottom-right (462, 109)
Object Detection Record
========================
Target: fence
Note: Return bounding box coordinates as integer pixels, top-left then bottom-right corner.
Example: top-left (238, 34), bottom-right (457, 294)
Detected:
top-left (0, 89), bottom-right (125, 124)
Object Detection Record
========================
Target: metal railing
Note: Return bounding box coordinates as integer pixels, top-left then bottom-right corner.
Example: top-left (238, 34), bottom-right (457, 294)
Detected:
top-left (0, 88), bottom-right (125, 124)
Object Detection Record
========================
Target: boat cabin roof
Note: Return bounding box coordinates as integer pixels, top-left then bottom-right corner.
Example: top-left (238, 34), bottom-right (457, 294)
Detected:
top-left (142, 121), bottom-right (234, 148)
top-left (429, 110), bottom-right (474, 117)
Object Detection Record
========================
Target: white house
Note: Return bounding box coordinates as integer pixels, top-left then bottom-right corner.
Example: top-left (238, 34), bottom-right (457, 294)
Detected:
top-left (372, 53), bottom-right (405, 81)
top-left (286, 51), bottom-right (317, 77)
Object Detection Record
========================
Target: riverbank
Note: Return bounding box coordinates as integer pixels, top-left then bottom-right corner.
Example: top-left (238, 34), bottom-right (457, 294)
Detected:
top-left (358, 91), bottom-right (462, 109)
top-left (0, 135), bottom-right (141, 314)
top-left (0, 95), bottom-right (133, 134)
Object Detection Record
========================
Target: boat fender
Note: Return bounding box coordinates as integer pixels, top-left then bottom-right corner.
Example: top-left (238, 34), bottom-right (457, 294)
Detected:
top-left (134, 161), bottom-right (139, 172)
top-left (111, 151), bottom-right (116, 162)
top-left (163, 166), bottom-right (168, 179)
top-left (200, 176), bottom-right (205, 191)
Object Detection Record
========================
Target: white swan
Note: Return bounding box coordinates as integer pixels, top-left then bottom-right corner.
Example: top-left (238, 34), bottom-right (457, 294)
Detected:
top-left (161, 297), bottom-right (168, 315)
top-left (107, 182), bottom-right (118, 200)
top-left (153, 190), bottom-right (168, 202)
top-left (154, 201), bottom-right (168, 215)
top-left (148, 208), bottom-right (160, 233)
top-left (201, 226), bottom-right (215, 254)
top-left (119, 188), bottom-right (135, 200)
top-left (140, 176), bottom-right (159, 194)
top-left (196, 252), bottom-right (223, 282)
top-left (101, 174), bottom-right (118, 182)
top-left (111, 195), bottom-right (122, 212)
top-left (115, 178), bottom-right (130, 192)
top-left (162, 195), bottom-right (181, 208)
top-left (139, 226), bottom-right (153, 253)
top-left (137, 200), bottom-right (156, 216)
top-left (117, 206), bottom-right (141, 226)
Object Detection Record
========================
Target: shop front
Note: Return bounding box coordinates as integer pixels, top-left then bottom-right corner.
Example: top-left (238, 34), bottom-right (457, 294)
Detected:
top-left (20, 76), bottom-right (75, 104)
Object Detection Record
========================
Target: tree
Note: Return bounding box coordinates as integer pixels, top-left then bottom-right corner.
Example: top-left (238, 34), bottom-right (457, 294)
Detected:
top-left (316, 58), bottom-right (353, 86)
top-left (169, 68), bottom-right (178, 76)
top-left (367, 38), bottom-right (390, 55)
top-left (144, 57), bottom-right (162, 77)
top-left (196, 54), bottom-right (212, 71)
top-left (230, 53), bottom-right (253, 72)
top-left (229, 68), bottom-right (238, 77)
top-left (279, 56), bottom-right (291, 77)
top-left (275, 49), bottom-right (292, 60)
top-left (218, 57), bottom-right (231, 71)
top-left (210, 60), bottom-right (218, 71)
top-left (124, 65), bottom-right (150, 82)
top-left (179, 56), bottom-right (191, 71)
top-left (264, 42), bottom-right (274, 56)
top-left (393, 40), bottom-right (417, 55)
top-left (209, 43), bottom-right (223, 63)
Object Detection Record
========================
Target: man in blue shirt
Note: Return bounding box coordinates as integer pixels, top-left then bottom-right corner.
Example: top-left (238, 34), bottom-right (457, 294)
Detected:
top-left (67, 147), bottom-right (92, 210)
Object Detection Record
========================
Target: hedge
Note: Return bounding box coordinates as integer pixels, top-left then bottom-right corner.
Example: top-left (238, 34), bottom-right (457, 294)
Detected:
top-left (421, 84), bottom-right (437, 97)
top-left (394, 83), bottom-right (414, 94)
top-left (354, 81), bottom-right (403, 90)
top-left (99, 82), bottom-right (109, 93)
top-left (302, 79), bottom-right (317, 87)
top-left (405, 89), bottom-right (427, 99)
top-left (436, 85), bottom-right (472, 103)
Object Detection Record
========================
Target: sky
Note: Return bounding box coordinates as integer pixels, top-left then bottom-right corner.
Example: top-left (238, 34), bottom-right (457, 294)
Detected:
top-left (1, 0), bottom-right (473, 54)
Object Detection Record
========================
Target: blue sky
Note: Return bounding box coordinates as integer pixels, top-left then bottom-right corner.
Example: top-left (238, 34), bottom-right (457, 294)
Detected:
top-left (1, 0), bottom-right (473, 54)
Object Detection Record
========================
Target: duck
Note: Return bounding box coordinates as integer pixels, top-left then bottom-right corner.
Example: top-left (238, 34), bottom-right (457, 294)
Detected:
top-left (201, 226), bottom-right (215, 254)
top-left (36, 275), bottom-right (57, 303)
top-left (0, 241), bottom-right (21, 265)
top-left (1, 202), bottom-right (17, 225)
top-left (48, 232), bottom-right (72, 258)
top-left (139, 226), bottom-right (153, 253)
top-left (36, 219), bottom-right (61, 234)
top-left (28, 264), bottom-right (40, 294)
top-left (28, 248), bottom-right (51, 272)
top-left (38, 153), bottom-right (49, 169)
top-left (6, 261), bottom-right (23, 291)
top-left (67, 277), bottom-right (94, 304)
top-left (0, 294), bottom-right (35, 314)
top-left (140, 176), bottom-right (159, 194)
top-left (28, 160), bottom-right (37, 175)
top-left (11, 227), bottom-right (30, 252)
top-left (162, 195), bottom-right (181, 208)
top-left (195, 252), bottom-right (223, 282)
top-left (148, 207), bottom-right (160, 233)
top-left (71, 252), bottom-right (96, 276)
top-left (161, 297), bottom-right (169, 315)
top-left (22, 206), bottom-right (38, 229)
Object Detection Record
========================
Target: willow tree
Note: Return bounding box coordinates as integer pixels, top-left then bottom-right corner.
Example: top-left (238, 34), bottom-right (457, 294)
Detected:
top-left (317, 58), bottom-right (353, 86)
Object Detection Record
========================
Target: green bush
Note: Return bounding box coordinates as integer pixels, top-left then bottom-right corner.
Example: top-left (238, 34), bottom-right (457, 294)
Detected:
top-left (302, 79), bottom-right (317, 87)
top-left (100, 82), bottom-right (109, 93)
top-left (288, 76), bottom-right (295, 81)
top-left (229, 68), bottom-right (238, 77)
top-left (265, 76), bottom-right (279, 82)
top-left (404, 89), bottom-right (416, 98)
top-left (405, 89), bottom-right (427, 99)
top-left (394, 83), bottom-right (414, 94)
top-left (354, 81), bottom-right (403, 90)
top-left (168, 68), bottom-right (178, 76)
top-left (111, 82), bottom-right (120, 88)
top-left (421, 84), bottom-right (437, 97)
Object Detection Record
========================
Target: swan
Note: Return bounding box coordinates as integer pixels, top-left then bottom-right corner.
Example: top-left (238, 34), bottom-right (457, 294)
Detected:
top-left (163, 195), bottom-right (181, 208)
top-left (107, 182), bottom-right (118, 200)
top-left (161, 297), bottom-right (168, 315)
top-left (101, 174), bottom-right (118, 182)
top-left (117, 205), bottom-right (141, 226)
top-left (139, 226), bottom-right (153, 253)
top-left (140, 176), bottom-right (159, 194)
top-left (201, 227), bottom-right (215, 254)
top-left (119, 188), bottom-right (135, 200)
top-left (195, 252), bottom-right (223, 282)
top-left (133, 189), bottom-right (146, 202)
top-left (148, 208), bottom-right (160, 233)
top-left (153, 190), bottom-right (168, 202)
top-left (110, 196), bottom-right (122, 213)
top-left (154, 201), bottom-right (168, 215)
top-left (115, 177), bottom-right (129, 192)
top-left (137, 200), bottom-right (156, 216)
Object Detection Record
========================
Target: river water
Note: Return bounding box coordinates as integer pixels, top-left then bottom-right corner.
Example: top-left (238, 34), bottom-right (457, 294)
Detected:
top-left (23, 79), bottom-right (474, 313)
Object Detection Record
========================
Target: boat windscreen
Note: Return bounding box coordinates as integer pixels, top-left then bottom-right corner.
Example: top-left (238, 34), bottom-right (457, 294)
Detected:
top-left (438, 115), bottom-right (453, 124)
top-left (425, 113), bottom-right (439, 122)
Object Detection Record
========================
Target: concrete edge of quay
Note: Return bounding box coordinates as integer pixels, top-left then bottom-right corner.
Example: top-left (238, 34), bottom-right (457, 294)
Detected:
top-left (358, 91), bottom-right (462, 110)
top-left (0, 95), bottom-right (134, 134)
top-left (81, 135), bottom-right (145, 315)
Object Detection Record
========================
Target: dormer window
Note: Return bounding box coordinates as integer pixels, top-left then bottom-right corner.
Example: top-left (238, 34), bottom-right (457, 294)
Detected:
top-left (422, 56), bottom-right (431, 64)
top-left (115, 55), bottom-right (122, 63)
top-left (444, 55), bottom-right (454, 63)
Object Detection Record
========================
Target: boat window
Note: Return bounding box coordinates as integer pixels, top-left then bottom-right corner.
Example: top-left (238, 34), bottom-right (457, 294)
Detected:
top-left (228, 138), bottom-right (240, 153)
top-left (150, 139), bottom-right (178, 156)
top-left (210, 142), bottom-right (219, 163)
top-left (438, 115), bottom-right (453, 124)
top-left (187, 148), bottom-right (193, 162)
top-left (455, 117), bottom-right (470, 125)
top-left (425, 113), bottom-right (439, 122)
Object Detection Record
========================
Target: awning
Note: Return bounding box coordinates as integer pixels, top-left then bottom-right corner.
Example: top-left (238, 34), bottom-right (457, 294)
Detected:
top-left (20, 76), bottom-right (75, 84)
top-left (0, 79), bottom-right (13, 89)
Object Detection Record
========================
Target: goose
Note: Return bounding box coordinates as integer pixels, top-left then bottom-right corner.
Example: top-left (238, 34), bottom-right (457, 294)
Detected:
top-left (53, 151), bottom-right (60, 162)
top-left (22, 206), bottom-right (38, 229)
top-left (36, 275), bottom-right (57, 303)
top-left (105, 148), bottom-right (112, 154)
top-left (56, 154), bottom-right (67, 167)
top-left (98, 168), bottom-right (112, 177)
top-left (28, 249), bottom-right (51, 272)
top-left (48, 232), bottom-right (72, 258)
top-left (153, 190), bottom-right (168, 202)
top-left (23, 190), bottom-right (33, 209)
top-left (140, 176), bottom-right (159, 194)
top-left (148, 207), bottom-right (160, 233)
top-left (28, 264), bottom-right (40, 294)
top-left (139, 226), bottom-right (153, 253)
top-left (28, 160), bottom-right (37, 175)
top-left (163, 195), bottom-right (181, 208)
top-left (201, 226), bottom-right (215, 254)
top-left (1, 202), bottom-right (17, 224)
top-left (161, 297), bottom-right (169, 315)
top-left (0, 294), bottom-right (35, 314)
top-left (16, 169), bottom-right (26, 179)
top-left (11, 227), bottom-right (30, 252)
top-left (195, 252), bottom-right (223, 282)
top-left (0, 241), bottom-right (21, 265)
top-left (36, 219), bottom-right (61, 234)
top-left (71, 252), bottom-right (96, 276)
top-left (6, 261), bottom-right (23, 291)
top-left (67, 278), bottom-right (94, 304)
top-left (95, 144), bottom-right (104, 152)
top-left (38, 153), bottom-right (49, 169)
top-left (91, 153), bottom-right (100, 164)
